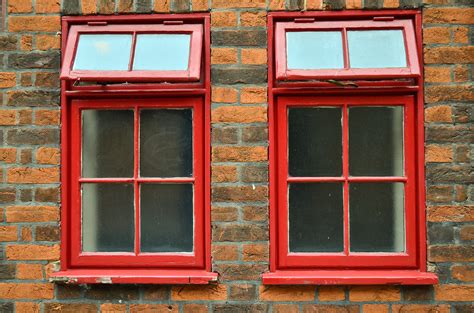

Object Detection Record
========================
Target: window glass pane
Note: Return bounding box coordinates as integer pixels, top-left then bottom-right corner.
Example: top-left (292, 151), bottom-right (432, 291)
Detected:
top-left (349, 183), bottom-right (405, 252)
top-left (289, 183), bottom-right (343, 252)
top-left (82, 183), bottom-right (134, 252)
top-left (140, 184), bottom-right (193, 252)
top-left (140, 109), bottom-right (193, 177)
top-left (289, 107), bottom-right (342, 177)
top-left (82, 110), bottom-right (134, 178)
top-left (133, 34), bottom-right (191, 70)
top-left (73, 34), bottom-right (132, 70)
top-left (348, 30), bottom-right (407, 68)
top-left (349, 106), bottom-right (403, 176)
top-left (286, 31), bottom-right (344, 69)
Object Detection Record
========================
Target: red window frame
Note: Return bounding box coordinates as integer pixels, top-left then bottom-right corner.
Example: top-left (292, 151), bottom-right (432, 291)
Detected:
top-left (52, 14), bottom-right (216, 284)
top-left (265, 11), bottom-right (438, 285)
top-left (275, 18), bottom-right (420, 81)
top-left (61, 23), bottom-right (203, 82)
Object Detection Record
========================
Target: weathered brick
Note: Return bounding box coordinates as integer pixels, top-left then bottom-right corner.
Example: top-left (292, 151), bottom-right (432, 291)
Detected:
top-left (212, 224), bottom-right (268, 242)
top-left (427, 165), bottom-right (473, 183)
top-left (318, 286), bottom-right (345, 301)
top-left (452, 265), bottom-right (474, 282)
top-left (243, 206), bottom-right (267, 222)
top-left (130, 304), bottom-right (178, 313)
top-left (7, 167), bottom-right (60, 184)
top-left (460, 225), bottom-right (474, 241)
top-left (36, 72), bottom-right (60, 88)
top-left (0, 226), bottom-right (18, 241)
top-left (154, 0), bottom-right (170, 12)
top-left (402, 286), bottom-right (433, 301)
top-left (241, 166), bottom-right (268, 182)
top-left (212, 106), bottom-right (267, 123)
top-left (0, 188), bottom-right (16, 203)
top-left (212, 0), bottom-right (266, 8)
top-left (303, 305), bottom-right (359, 313)
top-left (7, 129), bottom-right (59, 145)
top-left (211, 206), bottom-right (238, 222)
top-left (423, 8), bottom-right (474, 24)
top-left (429, 245), bottom-right (474, 262)
top-left (0, 264), bottom-right (16, 279)
top-left (259, 285), bottom-right (314, 301)
top-left (435, 285), bottom-right (474, 301)
top-left (212, 185), bottom-right (267, 202)
top-left (142, 286), bottom-right (169, 300)
top-left (426, 185), bottom-right (453, 203)
top-left (212, 146), bottom-right (267, 162)
top-left (213, 264), bottom-right (268, 281)
top-left (425, 105), bottom-right (452, 122)
top-left (0, 35), bottom-right (18, 51)
top-left (21, 227), bottom-right (33, 241)
top-left (243, 244), bottom-right (268, 261)
top-left (427, 205), bottom-right (474, 222)
top-left (212, 244), bottom-right (239, 261)
top-left (44, 303), bottom-right (98, 313)
top-left (212, 30), bottom-right (266, 46)
top-left (211, 127), bottom-right (239, 144)
top-left (426, 125), bottom-right (472, 143)
top-left (36, 226), bottom-right (60, 241)
top-left (229, 284), bottom-right (257, 301)
top-left (242, 126), bottom-right (268, 142)
top-left (349, 286), bottom-right (400, 301)
top-left (212, 67), bottom-right (267, 84)
top-left (269, 0), bottom-right (286, 10)
top-left (392, 304), bottom-right (449, 313)
top-left (428, 223), bottom-right (454, 244)
top-left (101, 303), bottom-right (127, 313)
top-left (36, 147), bottom-right (60, 164)
top-left (35, 187), bottom-right (60, 202)
top-left (8, 90), bottom-right (59, 107)
top-left (212, 165), bottom-right (238, 182)
top-left (183, 304), bottom-right (207, 313)
top-left (85, 285), bottom-right (139, 300)
top-left (8, 53), bottom-right (60, 70)
top-left (171, 284), bottom-right (227, 301)
top-left (0, 110), bottom-right (17, 125)
top-left (9, 16), bottom-right (60, 32)
top-left (0, 283), bottom-right (53, 299)
top-left (136, 0), bottom-right (153, 13)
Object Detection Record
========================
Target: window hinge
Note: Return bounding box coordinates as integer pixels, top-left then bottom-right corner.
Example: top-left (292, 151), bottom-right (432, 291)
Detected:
top-left (87, 21), bottom-right (108, 26)
top-left (163, 20), bottom-right (184, 25)
top-left (373, 16), bottom-right (395, 21)
top-left (294, 18), bottom-right (315, 23)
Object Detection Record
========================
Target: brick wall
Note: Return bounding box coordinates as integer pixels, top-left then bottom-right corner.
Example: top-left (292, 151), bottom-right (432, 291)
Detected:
top-left (0, 0), bottom-right (472, 312)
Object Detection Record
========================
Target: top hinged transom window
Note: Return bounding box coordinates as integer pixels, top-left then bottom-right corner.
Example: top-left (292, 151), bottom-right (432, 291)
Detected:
top-left (275, 18), bottom-right (420, 80)
top-left (61, 23), bottom-right (203, 82)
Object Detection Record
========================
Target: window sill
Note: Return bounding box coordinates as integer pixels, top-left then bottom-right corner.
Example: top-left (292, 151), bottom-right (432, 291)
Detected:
top-left (262, 270), bottom-right (438, 285)
top-left (49, 269), bottom-right (218, 284)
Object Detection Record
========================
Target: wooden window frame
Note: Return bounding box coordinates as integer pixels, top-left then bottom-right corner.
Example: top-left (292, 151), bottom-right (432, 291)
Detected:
top-left (264, 10), bottom-right (438, 285)
top-left (52, 14), bottom-right (216, 285)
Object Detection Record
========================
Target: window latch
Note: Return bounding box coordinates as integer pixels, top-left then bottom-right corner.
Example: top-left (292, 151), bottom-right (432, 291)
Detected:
top-left (294, 18), bottom-right (315, 23)
top-left (87, 21), bottom-right (107, 26)
top-left (373, 16), bottom-right (395, 21)
top-left (163, 20), bottom-right (184, 25)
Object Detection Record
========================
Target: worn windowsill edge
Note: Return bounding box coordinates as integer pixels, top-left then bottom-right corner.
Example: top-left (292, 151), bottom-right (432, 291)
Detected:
top-left (262, 270), bottom-right (438, 285)
top-left (49, 269), bottom-right (218, 284)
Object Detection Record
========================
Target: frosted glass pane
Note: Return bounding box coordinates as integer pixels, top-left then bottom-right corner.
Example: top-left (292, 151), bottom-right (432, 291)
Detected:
top-left (350, 183), bottom-right (405, 252)
top-left (348, 30), bottom-right (407, 68)
top-left (74, 35), bottom-right (132, 70)
top-left (82, 110), bottom-right (134, 178)
top-left (133, 34), bottom-right (191, 70)
top-left (289, 183), bottom-right (343, 252)
top-left (349, 106), bottom-right (403, 176)
top-left (140, 109), bottom-right (193, 177)
top-left (140, 184), bottom-right (193, 252)
top-left (286, 31), bottom-right (344, 69)
top-left (289, 107), bottom-right (342, 177)
top-left (82, 183), bottom-right (134, 252)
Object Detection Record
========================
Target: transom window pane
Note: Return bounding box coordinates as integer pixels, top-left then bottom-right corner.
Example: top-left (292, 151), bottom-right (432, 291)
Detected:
top-left (348, 30), bottom-right (407, 68)
top-left (133, 34), bottom-right (191, 70)
top-left (73, 34), bottom-right (132, 70)
top-left (286, 31), bottom-right (344, 69)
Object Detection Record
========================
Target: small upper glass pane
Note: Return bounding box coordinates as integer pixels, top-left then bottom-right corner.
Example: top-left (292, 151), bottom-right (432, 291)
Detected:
top-left (286, 31), bottom-right (344, 69)
top-left (348, 30), bottom-right (407, 68)
top-left (73, 34), bottom-right (132, 70)
top-left (133, 34), bottom-right (191, 71)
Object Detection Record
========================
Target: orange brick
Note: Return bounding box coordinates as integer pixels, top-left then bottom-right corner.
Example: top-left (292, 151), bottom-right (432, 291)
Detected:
top-left (435, 285), bottom-right (474, 301)
top-left (425, 145), bottom-right (453, 163)
top-left (81, 0), bottom-right (97, 14)
top-left (425, 67), bottom-right (451, 83)
top-left (213, 0), bottom-right (266, 9)
top-left (118, 0), bottom-right (134, 13)
top-left (0, 226), bottom-right (18, 241)
top-left (243, 244), bottom-right (268, 261)
top-left (212, 165), bottom-right (238, 182)
top-left (0, 110), bottom-right (17, 125)
top-left (212, 146), bottom-right (267, 162)
top-left (0, 148), bottom-right (17, 163)
top-left (35, 110), bottom-right (60, 126)
top-left (36, 35), bottom-right (60, 50)
top-left (17, 264), bottom-right (43, 280)
top-left (363, 304), bottom-right (389, 313)
top-left (212, 87), bottom-right (238, 103)
top-left (36, 0), bottom-right (60, 13)
top-left (241, 87), bottom-right (267, 103)
top-left (0, 73), bottom-right (16, 88)
top-left (425, 85), bottom-right (473, 103)
top-left (211, 11), bottom-right (237, 27)
top-left (242, 48), bottom-right (267, 65)
top-left (16, 302), bottom-right (40, 313)
top-left (212, 244), bottom-right (239, 261)
top-left (346, 0), bottom-right (362, 9)
top-left (211, 48), bottom-right (238, 64)
top-left (428, 205), bottom-right (474, 222)
top-left (154, 0), bottom-right (170, 12)
top-left (20, 36), bottom-right (32, 51)
top-left (6, 206), bottom-right (59, 222)
top-left (318, 286), bottom-right (345, 301)
top-left (7, 167), bottom-right (60, 184)
top-left (0, 283), bottom-right (53, 299)
top-left (241, 11), bottom-right (267, 27)
top-left (392, 304), bottom-right (450, 313)
top-left (21, 227), bottom-right (32, 241)
top-left (423, 8), bottom-right (474, 24)
top-left (36, 147), bottom-right (60, 165)
top-left (306, 0), bottom-right (323, 10)
top-left (454, 65), bottom-right (469, 82)
top-left (6, 244), bottom-right (60, 260)
top-left (8, 0), bottom-right (32, 13)
top-left (349, 286), bottom-right (400, 302)
top-left (451, 265), bottom-right (474, 282)
top-left (383, 0), bottom-right (399, 8)
top-left (453, 27), bottom-right (469, 44)
top-left (259, 285), bottom-right (315, 301)
top-left (171, 284), bottom-right (227, 301)
top-left (192, 0), bottom-right (208, 11)
top-left (212, 106), bottom-right (267, 123)
top-left (425, 105), bottom-right (452, 122)
top-left (101, 303), bottom-right (127, 313)
top-left (425, 46), bottom-right (474, 64)
top-left (273, 304), bottom-right (299, 313)
top-left (9, 16), bottom-right (60, 32)
top-left (423, 27), bottom-right (450, 44)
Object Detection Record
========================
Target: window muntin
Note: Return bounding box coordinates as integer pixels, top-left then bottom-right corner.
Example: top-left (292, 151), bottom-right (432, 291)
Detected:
top-left (61, 24), bottom-right (203, 82)
top-left (275, 19), bottom-right (419, 80)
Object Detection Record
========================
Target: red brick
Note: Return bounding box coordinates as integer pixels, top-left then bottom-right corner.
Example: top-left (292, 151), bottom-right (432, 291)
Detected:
top-left (212, 146), bottom-right (267, 162)
top-left (212, 106), bottom-right (267, 123)
top-left (35, 147), bottom-right (60, 165)
top-left (392, 304), bottom-right (450, 313)
top-left (427, 205), bottom-right (474, 222)
top-left (7, 167), bottom-right (59, 184)
top-left (460, 225), bottom-right (474, 241)
top-left (425, 145), bottom-right (453, 163)
top-left (211, 11), bottom-right (237, 27)
top-left (211, 206), bottom-right (238, 222)
top-left (6, 244), bottom-right (60, 260)
top-left (259, 285), bottom-right (315, 301)
top-left (423, 8), bottom-right (474, 24)
top-left (0, 73), bottom-right (16, 88)
top-left (9, 16), bottom-right (60, 32)
top-left (241, 11), bottom-right (267, 27)
top-left (212, 245), bottom-right (239, 261)
top-left (17, 264), bottom-right (43, 280)
top-left (243, 206), bottom-right (267, 222)
top-left (211, 48), bottom-right (238, 64)
top-left (318, 286), bottom-right (345, 301)
top-left (451, 265), bottom-right (474, 282)
top-left (8, 0), bottom-right (32, 13)
top-left (171, 284), bottom-right (227, 301)
top-left (183, 304), bottom-right (208, 313)
top-left (212, 165), bottom-right (238, 182)
top-left (303, 305), bottom-right (359, 313)
top-left (363, 304), bottom-right (389, 313)
top-left (242, 49), bottom-right (267, 65)
top-left (212, 186), bottom-right (267, 202)
top-left (212, 87), bottom-right (238, 103)
top-left (0, 283), bottom-right (53, 299)
top-left (16, 302), bottom-right (40, 313)
top-left (435, 285), bottom-right (474, 301)
top-left (36, 35), bottom-right (60, 50)
top-left (45, 303), bottom-right (98, 313)
top-left (349, 286), bottom-right (400, 301)
top-left (6, 205), bottom-right (59, 222)
top-left (101, 303), bottom-right (127, 313)
top-left (36, 0), bottom-right (61, 13)
top-left (243, 244), bottom-right (268, 261)
top-left (0, 226), bottom-right (18, 241)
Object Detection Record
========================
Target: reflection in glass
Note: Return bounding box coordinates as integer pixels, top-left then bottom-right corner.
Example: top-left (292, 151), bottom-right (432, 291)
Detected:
top-left (82, 110), bottom-right (134, 178)
top-left (349, 106), bottom-right (403, 176)
top-left (289, 107), bottom-right (342, 177)
top-left (73, 34), bottom-right (132, 70)
top-left (348, 30), bottom-right (407, 68)
top-left (133, 34), bottom-right (191, 70)
top-left (349, 183), bottom-right (405, 252)
top-left (140, 109), bottom-right (193, 177)
top-left (82, 183), bottom-right (134, 252)
top-left (286, 31), bottom-right (344, 69)
top-left (140, 184), bottom-right (193, 252)
top-left (289, 183), bottom-right (343, 252)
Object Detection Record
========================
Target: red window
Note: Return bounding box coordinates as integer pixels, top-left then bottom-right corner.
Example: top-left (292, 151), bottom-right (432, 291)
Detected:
top-left (265, 11), bottom-right (438, 285)
top-left (52, 14), bottom-right (216, 284)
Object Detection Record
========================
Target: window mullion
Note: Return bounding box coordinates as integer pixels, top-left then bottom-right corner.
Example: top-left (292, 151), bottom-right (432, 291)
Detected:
top-left (134, 106), bottom-right (140, 256)
top-left (342, 28), bottom-right (350, 69)
top-left (128, 31), bottom-right (137, 72)
top-left (343, 104), bottom-right (349, 256)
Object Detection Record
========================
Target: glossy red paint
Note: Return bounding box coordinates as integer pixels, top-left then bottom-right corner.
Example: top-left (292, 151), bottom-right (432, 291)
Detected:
top-left (53, 14), bottom-right (214, 284)
top-left (265, 10), bottom-right (437, 285)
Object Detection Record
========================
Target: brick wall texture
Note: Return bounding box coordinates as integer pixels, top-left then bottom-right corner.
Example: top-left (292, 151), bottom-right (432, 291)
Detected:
top-left (0, 0), bottom-right (472, 312)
